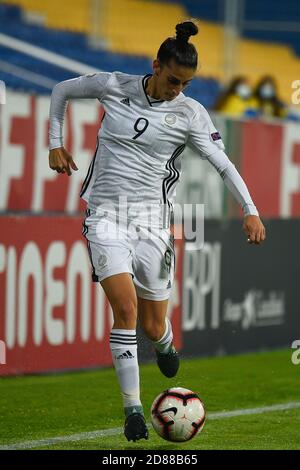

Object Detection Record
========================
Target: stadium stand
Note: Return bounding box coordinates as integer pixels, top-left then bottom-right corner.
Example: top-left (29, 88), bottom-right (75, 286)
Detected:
top-left (1, 0), bottom-right (300, 104)
top-left (2, 0), bottom-right (91, 33)
top-left (161, 0), bottom-right (300, 56)
top-left (0, 3), bottom-right (220, 108)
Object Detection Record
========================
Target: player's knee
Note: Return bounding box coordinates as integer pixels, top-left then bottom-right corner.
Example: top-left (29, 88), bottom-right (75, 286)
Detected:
top-left (115, 298), bottom-right (137, 327)
top-left (142, 322), bottom-right (165, 342)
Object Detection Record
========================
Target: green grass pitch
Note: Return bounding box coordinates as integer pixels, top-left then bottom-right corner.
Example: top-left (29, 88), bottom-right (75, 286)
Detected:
top-left (0, 349), bottom-right (300, 450)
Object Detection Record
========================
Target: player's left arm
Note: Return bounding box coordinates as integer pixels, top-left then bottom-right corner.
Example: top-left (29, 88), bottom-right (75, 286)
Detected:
top-left (242, 215), bottom-right (266, 245)
top-left (207, 149), bottom-right (266, 245)
top-left (187, 103), bottom-right (266, 244)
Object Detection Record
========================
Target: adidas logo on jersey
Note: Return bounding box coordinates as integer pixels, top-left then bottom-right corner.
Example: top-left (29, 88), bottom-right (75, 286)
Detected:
top-left (116, 350), bottom-right (135, 359)
top-left (120, 97), bottom-right (130, 106)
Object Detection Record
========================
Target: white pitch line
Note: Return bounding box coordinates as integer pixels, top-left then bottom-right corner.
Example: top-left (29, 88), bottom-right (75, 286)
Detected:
top-left (1, 401), bottom-right (300, 450)
top-left (208, 401), bottom-right (300, 420)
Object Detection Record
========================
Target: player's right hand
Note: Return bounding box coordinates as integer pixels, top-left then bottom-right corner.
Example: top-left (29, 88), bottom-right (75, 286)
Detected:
top-left (49, 147), bottom-right (78, 176)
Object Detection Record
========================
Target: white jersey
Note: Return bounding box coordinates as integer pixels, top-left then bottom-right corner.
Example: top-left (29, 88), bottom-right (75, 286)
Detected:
top-left (49, 71), bottom-right (258, 222)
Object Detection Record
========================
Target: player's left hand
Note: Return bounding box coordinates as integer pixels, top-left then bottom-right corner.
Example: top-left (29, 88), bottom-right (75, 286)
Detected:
top-left (243, 215), bottom-right (266, 245)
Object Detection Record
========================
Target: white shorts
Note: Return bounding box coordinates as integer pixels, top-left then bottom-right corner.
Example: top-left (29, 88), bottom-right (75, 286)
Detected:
top-left (82, 209), bottom-right (175, 301)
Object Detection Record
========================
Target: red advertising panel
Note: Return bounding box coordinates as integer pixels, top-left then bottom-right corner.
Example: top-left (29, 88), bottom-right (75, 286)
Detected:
top-left (240, 120), bottom-right (283, 217)
top-left (0, 217), bottom-right (183, 376)
top-left (0, 216), bottom-right (112, 375)
top-left (291, 143), bottom-right (300, 214)
top-left (0, 92), bottom-right (103, 213)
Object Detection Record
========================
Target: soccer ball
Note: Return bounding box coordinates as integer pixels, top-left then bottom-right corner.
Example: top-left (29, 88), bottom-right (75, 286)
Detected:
top-left (151, 387), bottom-right (206, 442)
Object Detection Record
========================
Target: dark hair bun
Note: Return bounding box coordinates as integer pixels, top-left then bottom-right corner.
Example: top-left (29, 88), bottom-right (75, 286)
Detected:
top-left (176, 21), bottom-right (198, 43)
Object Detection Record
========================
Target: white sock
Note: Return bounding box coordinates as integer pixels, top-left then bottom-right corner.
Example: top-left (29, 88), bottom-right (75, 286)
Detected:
top-left (153, 318), bottom-right (173, 354)
top-left (110, 329), bottom-right (142, 412)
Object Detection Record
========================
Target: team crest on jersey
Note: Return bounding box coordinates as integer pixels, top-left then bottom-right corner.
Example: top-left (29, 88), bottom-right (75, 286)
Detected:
top-left (211, 131), bottom-right (222, 141)
top-left (164, 113), bottom-right (177, 126)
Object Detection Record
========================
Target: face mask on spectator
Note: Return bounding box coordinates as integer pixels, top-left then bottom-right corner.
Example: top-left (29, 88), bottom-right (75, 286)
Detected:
top-left (259, 83), bottom-right (275, 99)
top-left (235, 83), bottom-right (251, 99)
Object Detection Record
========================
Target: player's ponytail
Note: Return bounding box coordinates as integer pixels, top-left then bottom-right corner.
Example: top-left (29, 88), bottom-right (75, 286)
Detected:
top-left (175, 21), bottom-right (198, 44)
top-left (157, 21), bottom-right (198, 69)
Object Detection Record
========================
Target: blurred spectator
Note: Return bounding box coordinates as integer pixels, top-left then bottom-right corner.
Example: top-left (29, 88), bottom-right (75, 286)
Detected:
top-left (253, 76), bottom-right (287, 118)
top-left (214, 76), bottom-right (258, 118)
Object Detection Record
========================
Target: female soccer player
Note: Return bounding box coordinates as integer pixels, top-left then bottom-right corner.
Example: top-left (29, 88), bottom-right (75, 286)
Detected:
top-left (49, 21), bottom-right (266, 442)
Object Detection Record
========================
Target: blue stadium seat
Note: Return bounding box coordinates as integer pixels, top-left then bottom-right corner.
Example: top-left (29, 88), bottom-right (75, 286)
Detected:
top-left (0, 3), bottom-right (220, 107)
top-left (159, 0), bottom-right (300, 56)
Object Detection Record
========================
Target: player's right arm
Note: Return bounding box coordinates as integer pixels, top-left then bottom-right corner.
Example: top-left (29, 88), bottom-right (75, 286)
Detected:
top-left (49, 147), bottom-right (78, 176)
top-left (48, 72), bottom-right (111, 175)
